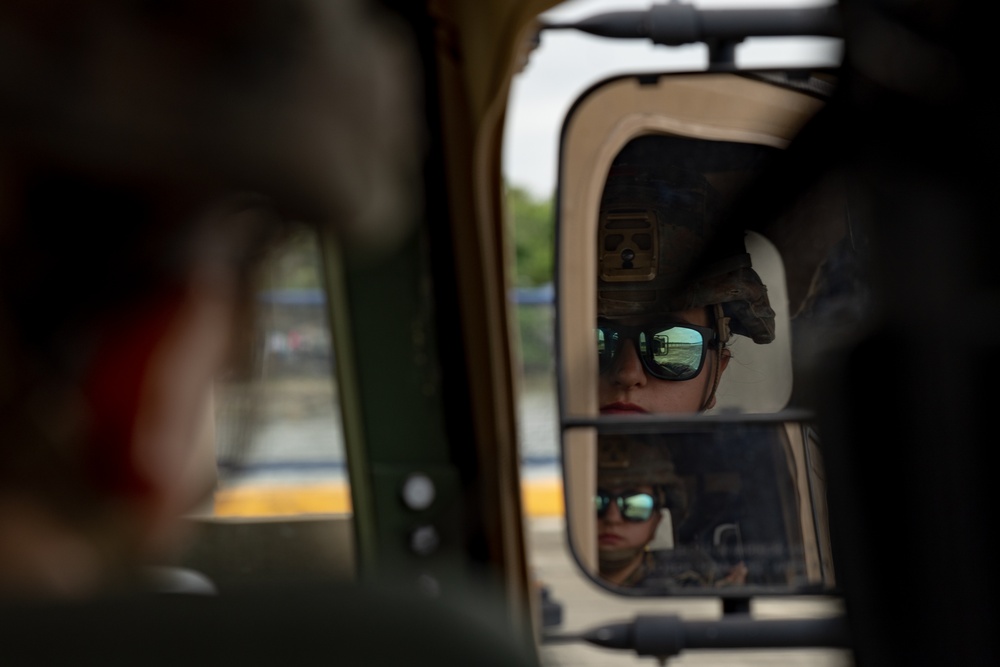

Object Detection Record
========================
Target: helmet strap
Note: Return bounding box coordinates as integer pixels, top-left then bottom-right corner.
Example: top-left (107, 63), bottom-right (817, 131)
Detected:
top-left (714, 302), bottom-right (732, 345)
top-left (700, 304), bottom-right (730, 412)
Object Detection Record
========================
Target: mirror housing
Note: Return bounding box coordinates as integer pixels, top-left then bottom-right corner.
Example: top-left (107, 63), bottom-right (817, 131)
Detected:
top-left (556, 69), bottom-right (841, 597)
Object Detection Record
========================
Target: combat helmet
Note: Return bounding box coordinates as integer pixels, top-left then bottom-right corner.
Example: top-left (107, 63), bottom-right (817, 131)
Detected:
top-left (598, 435), bottom-right (686, 515)
top-left (597, 135), bottom-right (776, 345)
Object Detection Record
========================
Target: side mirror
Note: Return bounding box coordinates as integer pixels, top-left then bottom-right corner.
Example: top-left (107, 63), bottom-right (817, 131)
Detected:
top-left (556, 69), bottom-right (845, 596)
top-left (580, 422), bottom-right (834, 593)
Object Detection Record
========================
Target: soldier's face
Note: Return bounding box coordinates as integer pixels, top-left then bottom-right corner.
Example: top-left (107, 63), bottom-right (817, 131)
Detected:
top-left (598, 307), bottom-right (727, 414)
top-left (596, 484), bottom-right (661, 554)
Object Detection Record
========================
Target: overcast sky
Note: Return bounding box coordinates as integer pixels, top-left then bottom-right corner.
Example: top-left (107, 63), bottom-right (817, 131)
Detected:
top-left (502, 0), bottom-right (843, 200)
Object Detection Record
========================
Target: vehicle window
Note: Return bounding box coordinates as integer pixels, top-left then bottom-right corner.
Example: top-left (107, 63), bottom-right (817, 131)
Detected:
top-left (212, 227), bottom-right (347, 517)
top-left (181, 227), bottom-right (355, 585)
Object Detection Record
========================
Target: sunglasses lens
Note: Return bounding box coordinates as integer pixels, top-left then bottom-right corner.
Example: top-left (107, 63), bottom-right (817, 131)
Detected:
top-left (620, 493), bottom-right (655, 521)
top-left (641, 326), bottom-right (704, 380)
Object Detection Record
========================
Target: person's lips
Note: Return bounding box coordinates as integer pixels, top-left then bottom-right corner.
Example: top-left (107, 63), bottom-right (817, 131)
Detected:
top-left (600, 402), bottom-right (647, 415)
top-left (598, 532), bottom-right (624, 546)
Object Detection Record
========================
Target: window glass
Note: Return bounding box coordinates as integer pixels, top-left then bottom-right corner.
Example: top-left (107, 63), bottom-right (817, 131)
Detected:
top-left (178, 228), bottom-right (355, 585)
top-left (211, 228), bottom-right (348, 519)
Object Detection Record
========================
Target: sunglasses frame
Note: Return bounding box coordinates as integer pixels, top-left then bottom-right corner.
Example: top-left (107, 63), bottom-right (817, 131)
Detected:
top-left (597, 317), bottom-right (719, 381)
top-left (595, 489), bottom-right (658, 522)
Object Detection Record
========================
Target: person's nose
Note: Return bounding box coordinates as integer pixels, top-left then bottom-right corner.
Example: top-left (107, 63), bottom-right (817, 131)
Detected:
top-left (601, 498), bottom-right (623, 523)
top-left (610, 339), bottom-right (647, 388)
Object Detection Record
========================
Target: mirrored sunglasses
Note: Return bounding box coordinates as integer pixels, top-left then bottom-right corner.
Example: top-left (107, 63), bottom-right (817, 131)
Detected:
top-left (596, 318), bottom-right (717, 381)
top-left (595, 490), bottom-right (657, 522)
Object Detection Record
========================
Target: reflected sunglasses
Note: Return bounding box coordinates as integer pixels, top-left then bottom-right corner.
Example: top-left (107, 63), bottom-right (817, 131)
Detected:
top-left (595, 490), bottom-right (657, 522)
top-left (596, 318), bottom-right (718, 381)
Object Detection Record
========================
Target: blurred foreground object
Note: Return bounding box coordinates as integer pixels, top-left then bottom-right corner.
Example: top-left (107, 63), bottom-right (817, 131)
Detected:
top-left (0, 0), bottom-right (423, 598)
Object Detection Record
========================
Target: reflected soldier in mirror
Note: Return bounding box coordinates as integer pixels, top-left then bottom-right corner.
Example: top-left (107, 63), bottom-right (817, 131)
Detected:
top-left (597, 135), bottom-right (777, 414)
top-left (597, 436), bottom-right (749, 588)
top-left (595, 135), bottom-right (780, 590)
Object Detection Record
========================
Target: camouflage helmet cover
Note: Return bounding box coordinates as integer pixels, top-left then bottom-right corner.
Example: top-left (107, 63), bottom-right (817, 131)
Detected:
top-left (597, 137), bottom-right (776, 344)
top-left (598, 436), bottom-right (687, 513)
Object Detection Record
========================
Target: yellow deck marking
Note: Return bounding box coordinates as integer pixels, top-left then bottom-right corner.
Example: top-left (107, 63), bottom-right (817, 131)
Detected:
top-left (213, 480), bottom-right (564, 518)
top-left (520, 479), bottom-right (565, 517)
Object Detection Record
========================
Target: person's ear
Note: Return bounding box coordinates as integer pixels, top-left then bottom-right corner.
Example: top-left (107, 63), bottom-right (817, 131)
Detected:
top-left (82, 289), bottom-right (189, 502)
top-left (701, 347), bottom-right (732, 411)
top-left (83, 282), bottom-right (233, 557)
top-left (720, 347), bottom-right (732, 372)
